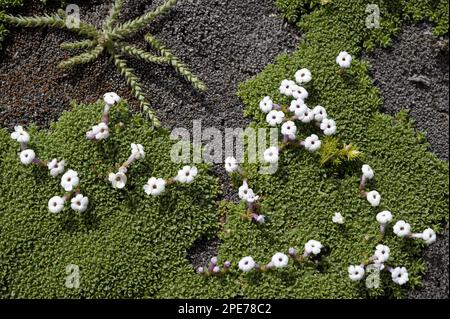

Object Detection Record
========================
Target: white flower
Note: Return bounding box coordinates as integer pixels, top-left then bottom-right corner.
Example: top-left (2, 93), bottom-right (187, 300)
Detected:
top-left (312, 105), bottom-right (327, 122)
top-left (281, 121), bottom-right (297, 137)
top-left (374, 244), bottom-right (390, 263)
top-left (295, 68), bottom-right (312, 84)
top-left (70, 194), bottom-right (89, 212)
top-left (238, 181), bottom-right (249, 200)
top-left (336, 51), bottom-right (352, 69)
top-left (304, 134), bottom-right (321, 152)
top-left (143, 177), bottom-right (166, 196)
top-left (103, 92), bottom-right (121, 105)
top-left (376, 210), bottom-right (392, 224)
top-left (243, 188), bottom-right (259, 203)
top-left (393, 220), bottom-right (411, 238)
top-left (292, 85), bottom-right (309, 100)
top-left (175, 166), bottom-right (198, 184)
top-left (48, 196), bottom-right (65, 213)
top-left (108, 171), bottom-right (127, 189)
top-left (91, 123), bottom-right (110, 140)
top-left (271, 252), bottom-right (289, 268)
top-left (366, 190), bottom-right (381, 207)
top-left (320, 118), bottom-right (337, 135)
top-left (279, 79), bottom-right (296, 96)
top-left (224, 156), bottom-right (238, 173)
top-left (266, 110), bottom-right (285, 126)
top-left (61, 169), bottom-right (80, 192)
top-left (295, 104), bottom-right (314, 123)
top-left (421, 228), bottom-right (437, 245)
top-left (259, 96), bottom-right (273, 113)
top-left (86, 130), bottom-right (96, 140)
top-left (131, 143), bottom-right (145, 160)
top-left (238, 181), bottom-right (259, 203)
top-left (348, 265), bottom-right (365, 281)
top-left (362, 164), bottom-right (374, 180)
top-left (19, 149), bottom-right (35, 165)
top-left (255, 215), bottom-right (265, 224)
top-left (263, 146), bottom-right (279, 164)
top-left (11, 126), bottom-right (30, 143)
top-left (47, 159), bottom-right (65, 177)
top-left (332, 212), bottom-right (345, 224)
top-left (289, 99), bottom-right (305, 114)
top-left (304, 240), bottom-right (323, 255)
top-left (391, 267), bottom-right (409, 285)
top-left (238, 256), bottom-right (256, 272)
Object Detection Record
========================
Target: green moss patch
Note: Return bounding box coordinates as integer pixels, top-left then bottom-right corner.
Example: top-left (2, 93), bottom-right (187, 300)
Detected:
top-left (0, 100), bottom-right (223, 298)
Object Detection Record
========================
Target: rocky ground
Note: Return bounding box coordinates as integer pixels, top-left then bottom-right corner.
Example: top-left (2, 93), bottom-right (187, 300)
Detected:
top-left (0, 0), bottom-right (447, 298)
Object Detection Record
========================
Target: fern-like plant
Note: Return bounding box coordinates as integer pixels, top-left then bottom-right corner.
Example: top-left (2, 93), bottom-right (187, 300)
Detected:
top-left (319, 136), bottom-right (361, 168)
top-left (0, 0), bottom-right (206, 127)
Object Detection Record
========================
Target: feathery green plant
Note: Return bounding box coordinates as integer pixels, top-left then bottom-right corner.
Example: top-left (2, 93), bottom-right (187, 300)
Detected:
top-left (0, 0), bottom-right (206, 127)
top-left (319, 136), bottom-right (361, 168)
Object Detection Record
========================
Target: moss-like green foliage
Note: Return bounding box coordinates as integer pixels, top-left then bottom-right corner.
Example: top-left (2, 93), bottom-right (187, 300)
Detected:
top-left (277, 0), bottom-right (448, 48)
top-left (402, 0), bottom-right (449, 35)
top-left (215, 0), bottom-right (448, 298)
top-left (275, 0), bottom-right (330, 23)
top-left (0, 100), bottom-right (225, 298)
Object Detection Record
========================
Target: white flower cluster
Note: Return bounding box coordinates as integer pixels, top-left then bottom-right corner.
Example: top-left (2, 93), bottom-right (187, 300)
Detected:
top-left (109, 143), bottom-right (145, 189)
top-left (348, 264), bottom-right (409, 286)
top-left (197, 257), bottom-right (231, 276)
top-left (11, 125), bottom-right (30, 145)
top-left (86, 92), bottom-right (121, 141)
top-left (11, 93), bottom-right (202, 217)
top-left (237, 240), bottom-right (323, 273)
top-left (394, 221), bottom-right (437, 245)
top-left (238, 180), bottom-right (260, 203)
top-left (348, 244), bottom-right (408, 285)
top-left (361, 165), bottom-right (437, 245)
top-left (11, 126), bottom-right (38, 166)
top-left (233, 68), bottom-right (339, 226)
top-left (10, 125), bottom-right (88, 214)
top-left (349, 163), bottom-right (438, 286)
top-left (143, 165), bottom-right (199, 196)
top-left (48, 169), bottom-right (89, 214)
top-left (358, 164), bottom-right (381, 207)
top-left (223, 157), bottom-right (265, 224)
top-left (258, 68), bottom-right (338, 165)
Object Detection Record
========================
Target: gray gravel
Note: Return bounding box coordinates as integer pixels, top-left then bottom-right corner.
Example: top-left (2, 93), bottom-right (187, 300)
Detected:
top-left (363, 23), bottom-right (449, 299)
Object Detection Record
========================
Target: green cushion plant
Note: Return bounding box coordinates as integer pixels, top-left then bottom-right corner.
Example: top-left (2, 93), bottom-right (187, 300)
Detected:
top-left (205, 0), bottom-right (448, 298)
top-left (0, 99), bottom-right (222, 298)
